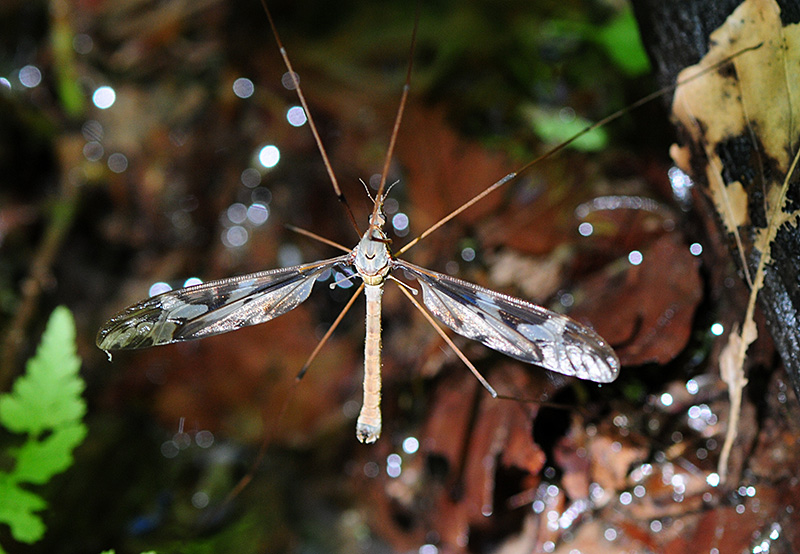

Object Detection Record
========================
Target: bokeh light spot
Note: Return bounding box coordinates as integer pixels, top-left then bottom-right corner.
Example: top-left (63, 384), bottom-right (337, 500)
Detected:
top-left (258, 145), bottom-right (280, 168)
top-left (92, 86), bottom-right (116, 109)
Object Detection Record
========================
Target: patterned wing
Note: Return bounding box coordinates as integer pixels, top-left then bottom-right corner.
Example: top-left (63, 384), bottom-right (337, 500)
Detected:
top-left (97, 255), bottom-right (349, 350)
top-left (394, 260), bottom-right (619, 383)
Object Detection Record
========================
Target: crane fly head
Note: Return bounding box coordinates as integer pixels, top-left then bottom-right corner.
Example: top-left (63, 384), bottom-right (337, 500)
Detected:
top-left (366, 179), bottom-right (399, 235)
top-left (368, 205), bottom-right (386, 230)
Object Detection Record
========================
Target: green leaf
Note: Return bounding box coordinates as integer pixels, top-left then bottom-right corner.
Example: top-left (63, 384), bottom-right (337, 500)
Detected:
top-left (0, 307), bottom-right (88, 550)
top-left (0, 306), bottom-right (85, 436)
top-left (593, 9), bottom-right (651, 76)
top-left (546, 7), bottom-right (650, 78)
top-left (51, 15), bottom-right (87, 117)
top-left (522, 105), bottom-right (608, 152)
top-left (13, 423), bottom-right (88, 484)
top-left (0, 476), bottom-right (47, 543)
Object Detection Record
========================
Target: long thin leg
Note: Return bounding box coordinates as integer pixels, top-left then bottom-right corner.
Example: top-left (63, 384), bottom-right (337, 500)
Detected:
top-left (259, 0), bottom-right (361, 237)
top-left (396, 281), bottom-right (497, 397)
top-left (395, 42), bottom-right (763, 257)
top-left (223, 374), bottom-right (300, 506)
top-left (370, 8), bottom-right (420, 227)
top-left (296, 282), bottom-right (365, 379)
top-left (223, 282), bottom-right (364, 506)
top-left (396, 280), bottom-right (604, 413)
top-left (285, 224), bottom-right (351, 253)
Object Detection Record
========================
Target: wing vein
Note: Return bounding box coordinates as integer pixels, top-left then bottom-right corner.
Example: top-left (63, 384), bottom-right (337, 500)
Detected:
top-left (393, 259), bottom-right (619, 383)
top-left (97, 255), bottom-right (349, 350)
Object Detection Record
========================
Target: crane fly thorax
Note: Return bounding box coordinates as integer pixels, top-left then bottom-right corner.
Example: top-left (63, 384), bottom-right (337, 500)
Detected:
top-left (352, 225), bottom-right (392, 286)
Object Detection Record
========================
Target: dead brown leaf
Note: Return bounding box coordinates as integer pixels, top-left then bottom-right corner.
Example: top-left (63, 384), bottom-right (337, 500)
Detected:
top-left (574, 233), bottom-right (702, 366)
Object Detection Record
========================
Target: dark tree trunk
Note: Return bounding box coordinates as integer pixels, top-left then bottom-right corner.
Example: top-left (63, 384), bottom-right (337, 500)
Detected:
top-left (631, 0), bottom-right (800, 401)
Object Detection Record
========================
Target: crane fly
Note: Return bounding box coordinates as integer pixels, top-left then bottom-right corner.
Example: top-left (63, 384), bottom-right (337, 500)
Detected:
top-left (96, 2), bottom-right (625, 443)
top-left (96, 204), bottom-right (620, 442)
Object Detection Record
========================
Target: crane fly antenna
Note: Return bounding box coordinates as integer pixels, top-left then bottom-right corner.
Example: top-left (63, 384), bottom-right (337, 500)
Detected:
top-left (395, 41), bottom-right (764, 257)
top-left (369, 6), bottom-right (420, 230)
top-left (259, 0), bottom-right (361, 237)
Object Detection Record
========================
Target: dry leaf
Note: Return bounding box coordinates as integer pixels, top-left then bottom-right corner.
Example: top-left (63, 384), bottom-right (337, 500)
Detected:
top-left (573, 233), bottom-right (703, 366)
top-left (670, 0), bottom-right (800, 480)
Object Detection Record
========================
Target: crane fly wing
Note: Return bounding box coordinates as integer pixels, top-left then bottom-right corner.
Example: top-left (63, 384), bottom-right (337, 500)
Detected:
top-left (97, 255), bottom-right (350, 351)
top-left (394, 260), bottom-right (620, 383)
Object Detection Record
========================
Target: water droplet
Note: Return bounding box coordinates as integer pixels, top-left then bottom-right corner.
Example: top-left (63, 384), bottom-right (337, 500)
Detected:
top-left (258, 145), bottom-right (280, 168)
top-left (82, 120), bottom-right (103, 141)
top-left (232, 77), bottom-right (254, 98)
top-left (195, 430), bottom-right (214, 448)
top-left (223, 225), bottom-right (249, 247)
top-left (149, 282), bottom-right (172, 296)
top-left (241, 167), bottom-right (261, 188)
top-left (247, 203), bottom-right (269, 225)
top-left (191, 491), bottom-right (210, 509)
top-left (363, 461), bottom-right (379, 478)
top-left (161, 441), bottom-right (179, 458)
top-left (73, 33), bottom-right (93, 54)
top-left (19, 65), bottom-right (42, 88)
top-left (650, 520), bottom-right (663, 532)
top-left (603, 527), bottom-right (618, 541)
top-left (83, 141), bottom-right (104, 161)
top-left (392, 212), bottom-right (409, 236)
top-left (578, 221), bottom-right (593, 236)
top-left (108, 152), bottom-right (128, 173)
top-left (227, 202), bottom-right (248, 224)
top-left (402, 436), bottom-right (419, 454)
top-left (281, 71), bottom-right (299, 90)
top-left (286, 105), bottom-right (307, 126)
top-left (92, 85), bottom-right (116, 109)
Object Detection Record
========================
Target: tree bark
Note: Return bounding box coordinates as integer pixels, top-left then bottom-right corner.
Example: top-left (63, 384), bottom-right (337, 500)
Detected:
top-left (631, 0), bottom-right (800, 400)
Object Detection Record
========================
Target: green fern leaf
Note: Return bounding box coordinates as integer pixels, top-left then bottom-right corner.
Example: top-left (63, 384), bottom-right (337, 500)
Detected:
top-left (0, 306), bottom-right (87, 546)
top-left (0, 306), bottom-right (85, 436)
top-left (0, 475), bottom-right (47, 543)
top-left (12, 423), bottom-right (88, 484)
